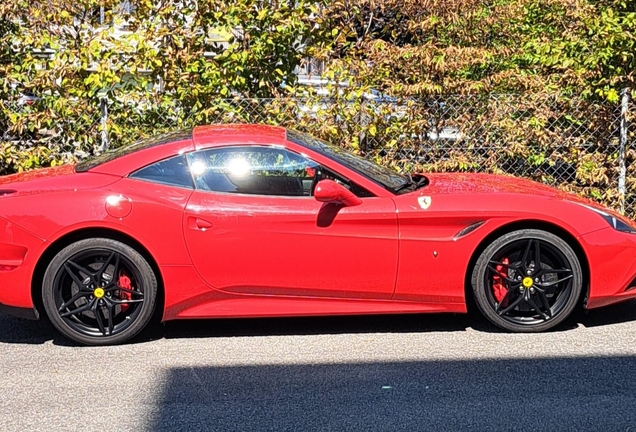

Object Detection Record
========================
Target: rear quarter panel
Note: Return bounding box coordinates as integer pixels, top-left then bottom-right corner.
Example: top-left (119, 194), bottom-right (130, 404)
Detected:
top-left (0, 216), bottom-right (47, 308)
top-left (0, 176), bottom-right (196, 311)
top-left (1, 178), bottom-right (194, 266)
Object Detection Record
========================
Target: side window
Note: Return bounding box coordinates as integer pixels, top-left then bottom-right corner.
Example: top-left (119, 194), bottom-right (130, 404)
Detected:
top-left (129, 155), bottom-right (194, 189)
top-left (314, 166), bottom-right (375, 198)
top-left (187, 146), bottom-right (318, 196)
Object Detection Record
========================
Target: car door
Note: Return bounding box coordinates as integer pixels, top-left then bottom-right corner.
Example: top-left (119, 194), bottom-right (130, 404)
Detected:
top-left (182, 145), bottom-right (398, 299)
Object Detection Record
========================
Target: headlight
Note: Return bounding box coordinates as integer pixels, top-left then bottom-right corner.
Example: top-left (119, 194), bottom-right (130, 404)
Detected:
top-left (578, 203), bottom-right (636, 234)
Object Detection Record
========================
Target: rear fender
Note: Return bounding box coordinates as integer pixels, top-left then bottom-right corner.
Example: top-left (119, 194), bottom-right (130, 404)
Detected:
top-left (0, 216), bottom-right (46, 309)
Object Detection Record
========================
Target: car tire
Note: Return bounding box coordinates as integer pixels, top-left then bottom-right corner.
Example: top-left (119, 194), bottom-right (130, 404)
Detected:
top-left (471, 229), bottom-right (582, 332)
top-left (42, 238), bottom-right (157, 345)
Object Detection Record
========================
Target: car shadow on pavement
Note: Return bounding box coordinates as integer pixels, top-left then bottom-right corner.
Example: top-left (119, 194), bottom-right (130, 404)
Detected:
top-left (160, 297), bottom-right (636, 340)
top-left (162, 312), bottom-right (473, 340)
top-left (0, 311), bottom-right (474, 346)
top-left (134, 297), bottom-right (636, 340)
top-left (579, 298), bottom-right (636, 327)
top-left (0, 313), bottom-right (55, 344)
top-left (146, 356), bottom-right (636, 431)
top-left (1, 299), bottom-right (636, 345)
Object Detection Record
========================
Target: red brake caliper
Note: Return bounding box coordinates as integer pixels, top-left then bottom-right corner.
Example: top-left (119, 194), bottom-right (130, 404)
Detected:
top-left (492, 258), bottom-right (509, 302)
top-left (118, 273), bottom-right (133, 312)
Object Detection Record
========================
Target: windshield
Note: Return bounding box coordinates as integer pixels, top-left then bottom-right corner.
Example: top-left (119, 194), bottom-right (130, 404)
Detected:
top-left (286, 130), bottom-right (410, 192)
top-left (75, 129), bottom-right (192, 172)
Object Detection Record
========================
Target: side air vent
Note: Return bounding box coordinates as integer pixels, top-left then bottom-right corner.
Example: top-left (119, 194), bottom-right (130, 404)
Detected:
top-left (454, 221), bottom-right (485, 240)
top-left (0, 190), bottom-right (16, 197)
top-left (625, 276), bottom-right (636, 291)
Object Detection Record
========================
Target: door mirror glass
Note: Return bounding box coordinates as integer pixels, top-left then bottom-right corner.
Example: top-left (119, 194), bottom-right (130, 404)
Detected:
top-left (314, 180), bottom-right (363, 207)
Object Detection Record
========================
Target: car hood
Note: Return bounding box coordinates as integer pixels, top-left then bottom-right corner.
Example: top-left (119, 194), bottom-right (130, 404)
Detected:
top-left (424, 173), bottom-right (558, 195)
top-left (421, 172), bottom-right (605, 208)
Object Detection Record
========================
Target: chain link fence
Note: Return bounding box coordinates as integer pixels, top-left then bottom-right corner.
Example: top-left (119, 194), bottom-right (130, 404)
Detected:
top-left (2, 93), bottom-right (633, 217)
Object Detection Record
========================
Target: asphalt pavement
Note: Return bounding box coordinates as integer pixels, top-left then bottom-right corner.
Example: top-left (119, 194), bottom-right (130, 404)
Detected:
top-left (1, 303), bottom-right (636, 431)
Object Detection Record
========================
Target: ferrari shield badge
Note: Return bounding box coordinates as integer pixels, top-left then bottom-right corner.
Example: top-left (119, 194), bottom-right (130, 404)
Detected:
top-left (418, 196), bottom-right (432, 209)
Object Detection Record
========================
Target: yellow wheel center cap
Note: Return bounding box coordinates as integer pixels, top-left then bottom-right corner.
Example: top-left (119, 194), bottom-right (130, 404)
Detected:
top-left (94, 288), bottom-right (105, 298)
top-left (522, 277), bottom-right (534, 288)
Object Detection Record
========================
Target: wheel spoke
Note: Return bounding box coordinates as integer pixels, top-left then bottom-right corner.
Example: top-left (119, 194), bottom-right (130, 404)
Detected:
top-left (533, 240), bottom-right (542, 271)
top-left (103, 299), bottom-right (115, 335)
top-left (521, 240), bottom-right (532, 270)
top-left (488, 260), bottom-right (520, 271)
top-left (497, 294), bottom-right (524, 316)
top-left (67, 260), bottom-right (94, 278)
top-left (535, 288), bottom-right (553, 318)
top-left (109, 298), bottom-right (144, 305)
top-left (92, 301), bottom-right (107, 336)
top-left (538, 268), bottom-right (572, 276)
top-left (99, 252), bottom-right (116, 273)
top-left (495, 288), bottom-right (514, 313)
top-left (536, 274), bottom-right (573, 288)
top-left (63, 263), bottom-right (90, 290)
top-left (100, 252), bottom-right (120, 287)
top-left (526, 293), bottom-right (550, 320)
top-left (57, 291), bottom-right (91, 312)
top-left (106, 286), bottom-right (144, 297)
top-left (60, 298), bottom-right (96, 318)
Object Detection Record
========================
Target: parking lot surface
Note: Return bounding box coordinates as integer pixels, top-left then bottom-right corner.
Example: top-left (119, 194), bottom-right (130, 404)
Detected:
top-left (1, 304), bottom-right (636, 431)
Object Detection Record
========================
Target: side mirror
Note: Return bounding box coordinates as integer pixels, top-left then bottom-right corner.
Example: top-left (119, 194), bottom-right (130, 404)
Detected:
top-left (314, 179), bottom-right (363, 207)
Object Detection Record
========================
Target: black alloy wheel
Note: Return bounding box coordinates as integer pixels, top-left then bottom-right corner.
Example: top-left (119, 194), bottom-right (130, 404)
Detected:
top-left (43, 238), bottom-right (157, 345)
top-left (472, 229), bottom-right (583, 332)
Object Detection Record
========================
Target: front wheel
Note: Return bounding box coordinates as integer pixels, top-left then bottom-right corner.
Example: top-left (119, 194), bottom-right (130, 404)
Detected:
top-left (42, 238), bottom-right (157, 345)
top-left (471, 229), bottom-right (583, 332)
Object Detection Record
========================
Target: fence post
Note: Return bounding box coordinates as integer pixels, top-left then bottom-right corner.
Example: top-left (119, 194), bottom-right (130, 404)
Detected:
top-left (100, 97), bottom-right (108, 151)
top-left (99, 6), bottom-right (108, 152)
top-left (619, 88), bottom-right (629, 214)
top-left (359, 99), bottom-right (367, 153)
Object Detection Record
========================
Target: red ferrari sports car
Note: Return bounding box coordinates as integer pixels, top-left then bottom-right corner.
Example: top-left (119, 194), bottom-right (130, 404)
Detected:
top-left (0, 124), bottom-right (635, 345)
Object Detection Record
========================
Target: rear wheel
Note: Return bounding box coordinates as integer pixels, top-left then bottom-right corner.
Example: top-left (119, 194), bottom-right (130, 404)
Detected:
top-left (42, 238), bottom-right (157, 345)
top-left (471, 229), bottom-right (582, 332)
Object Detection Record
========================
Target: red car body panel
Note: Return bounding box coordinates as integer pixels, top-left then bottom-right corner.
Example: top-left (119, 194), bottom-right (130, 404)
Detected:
top-left (579, 227), bottom-right (636, 308)
top-left (1, 124), bottom-right (636, 323)
top-left (183, 191), bottom-right (398, 300)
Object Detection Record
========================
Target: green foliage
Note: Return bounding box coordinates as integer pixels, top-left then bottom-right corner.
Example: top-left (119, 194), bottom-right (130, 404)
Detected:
top-left (0, 0), bottom-right (634, 216)
top-left (322, 0), bottom-right (635, 98)
top-left (0, 0), bottom-right (328, 173)
top-left (312, 0), bottom-right (634, 213)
